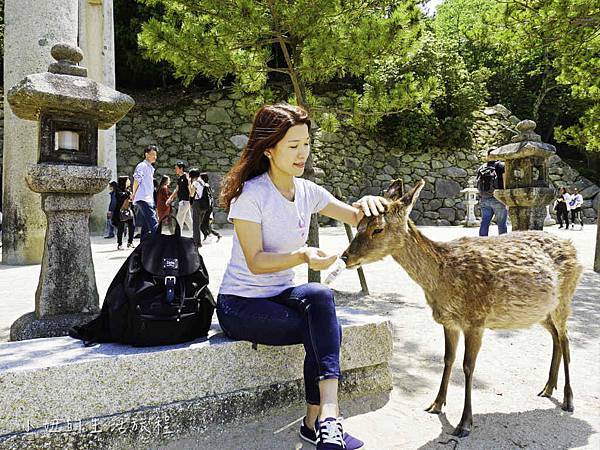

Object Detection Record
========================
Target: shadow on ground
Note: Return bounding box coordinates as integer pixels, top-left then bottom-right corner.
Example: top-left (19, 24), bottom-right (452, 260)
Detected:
top-left (158, 393), bottom-right (390, 450)
top-left (418, 407), bottom-right (594, 450)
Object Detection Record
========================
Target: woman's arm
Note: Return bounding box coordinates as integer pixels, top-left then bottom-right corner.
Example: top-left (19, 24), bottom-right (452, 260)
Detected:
top-left (319, 195), bottom-right (388, 227)
top-left (167, 185), bottom-right (179, 205)
top-left (234, 219), bottom-right (336, 274)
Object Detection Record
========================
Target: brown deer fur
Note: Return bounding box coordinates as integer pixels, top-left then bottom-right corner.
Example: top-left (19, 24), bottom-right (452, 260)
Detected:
top-left (341, 179), bottom-right (583, 438)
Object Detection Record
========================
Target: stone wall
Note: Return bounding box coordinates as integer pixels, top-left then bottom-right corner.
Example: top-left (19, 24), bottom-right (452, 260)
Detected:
top-left (113, 88), bottom-right (598, 226)
top-left (1, 87), bottom-right (598, 226)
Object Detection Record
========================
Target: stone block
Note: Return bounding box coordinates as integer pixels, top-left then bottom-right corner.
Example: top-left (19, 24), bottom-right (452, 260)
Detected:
top-left (205, 107), bottom-right (231, 124)
top-left (580, 184), bottom-right (600, 199)
top-left (441, 167), bottom-right (468, 178)
top-left (230, 134), bottom-right (249, 149)
top-left (435, 179), bottom-right (461, 198)
top-left (428, 199), bottom-right (442, 210)
top-left (0, 311), bottom-right (393, 447)
top-left (438, 207), bottom-right (456, 222)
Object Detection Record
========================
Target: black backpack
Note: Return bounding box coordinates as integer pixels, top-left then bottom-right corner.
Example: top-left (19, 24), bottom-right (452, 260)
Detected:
top-left (476, 163), bottom-right (499, 194)
top-left (69, 221), bottom-right (215, 347)
top-left (196, 184), bottom-right (211, 209)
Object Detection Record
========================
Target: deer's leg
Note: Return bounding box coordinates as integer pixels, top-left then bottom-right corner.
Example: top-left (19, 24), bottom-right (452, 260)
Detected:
top-left (452, 327), bottom-right (483, 438)
top-left (426, 326), bottom-right (460, 414)
top-left (538, 317), bottom-right (562, 398)
top-left (559, 331), bottom-right (574, 412)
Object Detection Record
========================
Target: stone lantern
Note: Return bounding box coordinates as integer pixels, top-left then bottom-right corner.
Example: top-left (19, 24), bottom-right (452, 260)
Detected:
top-left (491, 120), bottom-right (556, 231)
top-left (460, 179), bottom-right (480, 227)
top-left (7, 43), bottom-right (134, 340)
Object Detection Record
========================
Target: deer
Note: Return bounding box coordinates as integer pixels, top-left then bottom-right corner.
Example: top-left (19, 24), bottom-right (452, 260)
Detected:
top-left (341, 179), bottom-right (583, 437)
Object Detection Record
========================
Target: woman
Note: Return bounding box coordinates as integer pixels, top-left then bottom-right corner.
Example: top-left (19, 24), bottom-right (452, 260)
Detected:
top-left (199, 173), bottom-right (222, 242)
top-left (112, 176), bottom-right (135, 250)
top-left (156, 175), bottom-right (172, 224)
top-left (189, 168), bottom-right (207, 247)
top-left (217, 104), bottom-right (387, 450)
top-left (554, 186), bottom-right (570, 229)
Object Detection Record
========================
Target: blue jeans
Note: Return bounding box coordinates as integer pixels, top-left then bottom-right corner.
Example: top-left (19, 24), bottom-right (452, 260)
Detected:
top-left (216, 283), bottom-right (342, 405)
top-left (479, 196), bottom-right (508, 236)
top-left (104, 217), bottom-right (115, 237)
top-left (134, 201), bottom-right (159, 241)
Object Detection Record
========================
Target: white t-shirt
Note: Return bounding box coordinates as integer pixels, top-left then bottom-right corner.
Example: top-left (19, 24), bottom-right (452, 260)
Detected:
top-left (192, 179), bottom-right (205, 200)
top-left (219, 172), bottom-right (334, 298)
top-left (569, 193), bottom-right (583, 209)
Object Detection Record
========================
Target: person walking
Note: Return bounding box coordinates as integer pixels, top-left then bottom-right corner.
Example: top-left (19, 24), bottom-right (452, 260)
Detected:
top-left (199, 173), bottom-right (222, 242)
top-left (217, 103), bottom-right (389, 450)
top-left (104, 181), bottom-right (118, 239)
top-left (156, 175), bottom-right (172, 224)
top-left (477, 148), bottom-right (508, 236)
top-left (568, 187), bottom-right (584, 229)
top-left (167, 162), bottom-right (194, 232)
top-left (554, 186), bottom-right (571, 229)
top-left (189, 169), bottom-right (209, 248)
top-left (112, 176), bottom-right (135, 250)
top-left (131, 145), bottom-right (159, 241)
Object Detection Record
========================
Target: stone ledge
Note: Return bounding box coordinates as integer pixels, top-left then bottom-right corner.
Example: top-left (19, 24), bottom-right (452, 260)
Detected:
top-left (0, 308), bottom-right (393, 449)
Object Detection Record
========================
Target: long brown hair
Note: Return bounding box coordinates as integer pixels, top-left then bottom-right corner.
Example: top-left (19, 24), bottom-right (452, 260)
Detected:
top-left (219, 103), bottom-right (311, 209)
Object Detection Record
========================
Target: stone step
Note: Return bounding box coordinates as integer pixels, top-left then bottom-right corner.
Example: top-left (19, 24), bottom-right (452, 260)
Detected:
top-left (0, 309), bottom-right (392, 449)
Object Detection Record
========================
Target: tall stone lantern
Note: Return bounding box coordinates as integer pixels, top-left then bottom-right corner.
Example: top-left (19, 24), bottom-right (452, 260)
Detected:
top-left (7, 43), bottom-right (134, 340)
top-left (491, 120), bottom-right (556, 231)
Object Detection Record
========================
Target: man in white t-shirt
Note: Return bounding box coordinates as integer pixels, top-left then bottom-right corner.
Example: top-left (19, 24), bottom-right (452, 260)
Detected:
top-left (131, 145), bottom-right (159, 241)
top-left (568, 187), bottom-right (584, 229)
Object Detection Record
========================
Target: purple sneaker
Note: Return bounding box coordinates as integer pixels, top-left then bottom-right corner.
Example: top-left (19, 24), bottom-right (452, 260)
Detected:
top-left (311, 417), bottom-right (365, 450)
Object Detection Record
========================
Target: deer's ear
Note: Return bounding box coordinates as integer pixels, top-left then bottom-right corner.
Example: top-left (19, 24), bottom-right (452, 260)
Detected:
top-left (400, 180), bottom-right (425, 210)
top-left (384, 179), bottom-right (405, 201)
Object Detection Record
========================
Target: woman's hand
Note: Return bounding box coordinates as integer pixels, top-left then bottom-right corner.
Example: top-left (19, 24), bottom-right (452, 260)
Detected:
top-left (301, 247), bottom-right (338, 271)
top-left (352, 195), bottom-right (389, 219)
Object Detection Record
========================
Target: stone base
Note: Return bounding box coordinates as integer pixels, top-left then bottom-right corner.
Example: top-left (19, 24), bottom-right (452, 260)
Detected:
top-left (0, 311), bottom-right (393, 448)
top-left (463, 219), bottom-right (480, 227)
top-left (0, 365), bottom-right (390, 450)
top-left (9, 311), bottom-right (99, 341)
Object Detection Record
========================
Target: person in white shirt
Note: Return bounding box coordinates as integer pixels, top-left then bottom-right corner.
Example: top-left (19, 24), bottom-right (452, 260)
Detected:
top-left (131, 145), bottom-right (159, 241)
top-left (189, 168), bottom-right (209, 247)
top-left (216, 103), bottom-right (388, 450)
top-left (568, 187), bottom-right (584, 229)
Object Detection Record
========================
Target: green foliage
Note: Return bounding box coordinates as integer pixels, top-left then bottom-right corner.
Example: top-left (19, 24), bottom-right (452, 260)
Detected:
top-left (432, 0), bottom-right (600, 153)
top-left (136, 0), bottom-right (432, 132)
top-left (378, 31), bottom-right (490, 150)
top-left (114, 0), bottom-right (177, 87)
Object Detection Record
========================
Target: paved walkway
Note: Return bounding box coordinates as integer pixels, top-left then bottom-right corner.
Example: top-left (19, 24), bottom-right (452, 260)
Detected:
top-left (1, 224), bottom-right (599, 449)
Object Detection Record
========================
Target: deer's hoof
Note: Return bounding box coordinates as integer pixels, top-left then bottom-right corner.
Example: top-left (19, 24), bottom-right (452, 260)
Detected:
top-left (537, 388), bottom-right (553, 398)
top-left (538, 382), bottom-right (556, 397)
top-left (562, 401), bottom-right (574, 412)
top-left (451, 426), bottom-right (471, 438)
top-left (425, 403), bottom-right (444, 414)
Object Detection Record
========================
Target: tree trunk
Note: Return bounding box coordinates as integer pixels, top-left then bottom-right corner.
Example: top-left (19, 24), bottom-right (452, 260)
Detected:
top-left (278, 36), bottom-right (321, 282)
top-left (595, 212), bottom-right (600, 273)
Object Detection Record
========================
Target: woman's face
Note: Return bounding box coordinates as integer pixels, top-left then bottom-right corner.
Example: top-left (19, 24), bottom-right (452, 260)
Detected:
top-left (126, 178), bottom-right (131, 188)
top-left (266, 124), bottom-right (310, 177)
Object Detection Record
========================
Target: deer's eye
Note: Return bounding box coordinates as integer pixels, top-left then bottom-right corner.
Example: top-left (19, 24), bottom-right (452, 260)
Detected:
top-left (372, 228), bottom-right (384, 237)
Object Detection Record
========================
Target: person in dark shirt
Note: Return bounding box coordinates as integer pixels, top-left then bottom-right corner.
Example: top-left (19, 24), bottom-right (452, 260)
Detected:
top-left (477, 148), bottom-right (508, 236)
top-left (104, 181), bottom-right (118, 239)
top-left (112, 176), bottom-right (135, 250)
top-left (166, 161), bottom-right (193, 232)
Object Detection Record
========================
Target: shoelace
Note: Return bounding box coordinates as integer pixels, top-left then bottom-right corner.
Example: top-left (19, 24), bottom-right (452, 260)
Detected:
top-left (318, 419), bottom-right (345, 447)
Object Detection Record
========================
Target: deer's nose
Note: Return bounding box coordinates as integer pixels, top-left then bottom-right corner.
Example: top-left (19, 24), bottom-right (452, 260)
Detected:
top-left (340, 253), bottom-right (348, 263)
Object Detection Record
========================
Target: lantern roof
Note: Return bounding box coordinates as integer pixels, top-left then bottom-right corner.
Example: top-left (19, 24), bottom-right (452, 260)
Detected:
top-left (490, 120), bottom-right (556, 160)
top-left (7, 43), bottom-right (134, 129)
